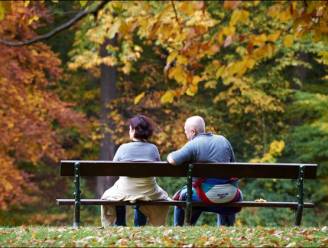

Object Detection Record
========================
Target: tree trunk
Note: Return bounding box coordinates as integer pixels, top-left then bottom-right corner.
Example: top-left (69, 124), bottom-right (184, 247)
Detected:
top-left (293, 52), bottom-right (309, 86)
top-left (96, 38), bottom-right (118, 197)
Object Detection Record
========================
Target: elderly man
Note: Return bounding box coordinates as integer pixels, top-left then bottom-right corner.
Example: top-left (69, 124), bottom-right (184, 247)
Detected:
top-left (167, 116), bottom-right (242, 226)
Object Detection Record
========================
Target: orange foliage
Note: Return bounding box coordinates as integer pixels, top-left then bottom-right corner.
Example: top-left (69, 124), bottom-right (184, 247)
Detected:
top-left (0, 2), bottom-right (88, 209)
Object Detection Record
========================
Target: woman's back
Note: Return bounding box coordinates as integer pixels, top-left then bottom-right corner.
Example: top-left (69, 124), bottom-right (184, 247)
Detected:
top-left (101, 115), bottom-right (169, 227)
top-left (113, 141), bottom-right (160, 162)
top-left (113, 141), bottom-right (161, 196)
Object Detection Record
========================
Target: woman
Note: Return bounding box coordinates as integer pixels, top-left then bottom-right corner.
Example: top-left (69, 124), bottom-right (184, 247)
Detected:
top-left (101, 115), bottom-right (170, 227)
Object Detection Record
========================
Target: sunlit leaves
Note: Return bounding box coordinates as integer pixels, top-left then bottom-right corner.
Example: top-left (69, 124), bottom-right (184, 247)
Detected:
top-left (79, 0), bottom-right (88, 8)
top-left (161, 90), bottom-right (175, 104)
top-left (283, 35), bottom-right (294, 48)
top-left (68, 0), bottom-right (324, 112)
top-left (230, 9), bottom-right (249, 26)
top-left (250, 140), bottom-right (285, 163)
top-left (268, 1), bottom-right (328, 41)
top-left (267, 4), bottom-right (292, 23)
top-left (134, 92), bottom-right (145, 104)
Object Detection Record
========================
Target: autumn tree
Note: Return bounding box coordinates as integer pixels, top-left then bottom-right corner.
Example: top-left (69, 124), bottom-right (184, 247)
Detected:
top-left (0, 1), bottom-right (88, 210)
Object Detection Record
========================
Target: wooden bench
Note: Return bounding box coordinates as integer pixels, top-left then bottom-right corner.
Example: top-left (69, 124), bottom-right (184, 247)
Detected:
top-left (57, 161), bottom-right (317, 228)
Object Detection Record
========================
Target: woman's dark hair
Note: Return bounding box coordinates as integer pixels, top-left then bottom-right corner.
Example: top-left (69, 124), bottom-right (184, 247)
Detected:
top-left (129, 115), bottom-right (154, 140)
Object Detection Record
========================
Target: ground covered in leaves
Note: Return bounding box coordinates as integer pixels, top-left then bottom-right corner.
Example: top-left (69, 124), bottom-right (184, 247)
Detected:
top-left (0, 226), bottom-right (327, 247)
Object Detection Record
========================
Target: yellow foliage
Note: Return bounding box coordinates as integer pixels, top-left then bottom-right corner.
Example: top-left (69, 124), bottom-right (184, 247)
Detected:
top-left (134, 92), bottom-right (145, 105)
top-left (192, 75), bottom-right (201, 85)
top-left (122, 62), bottom-right (132, 74)
top-left (177, 55), bottom-right (188, 65)
top-left (79, 0), bottom-right (88, 7)
top-left (269, 140), bottom-right (285, 156)
top-left (267, 31), bottom-right (281, 42)
top-left (215, 66), bottom-right (226, 79)
top-left (222, 26), bottom-right (236, 37)
top-left (28, 15), bottom-right (39, 25)
top-left (225, 58), bottom-right (256, 78)
top-left (283, 35), bottom-right (294, 48)
top-left (204, 80), bottom-right (217, 89)
top-left (252, 44), bottom-right (275, 60)
top-left (179, 2), bottom-right (197, 16)
top-left (161, 90), bottom-right (175, 104)
top-left (168, 65), bottom-right (188, 85)
top-left (250, 140), bottom-right (285, 163)
top-left (185, 10), bottom-right (217, 28)
top-left (317, 51), bottom-right (328, 65)
top-left (100, 56), bottom-right (117, 67)
top-left (167, 51), bottom-right (178, 65)
top-left (251, 34), bottom-right (267, 47)
top-left (230, 9), bottom-right (249, 26)
top-left (268, 5), bottom-right (291, 23)
top-left (186, 84), bottom-right (198, 96)
top-left (108, 20), bottom-right (121, 39)
top-left (68, 0), bottom-right (326, 112)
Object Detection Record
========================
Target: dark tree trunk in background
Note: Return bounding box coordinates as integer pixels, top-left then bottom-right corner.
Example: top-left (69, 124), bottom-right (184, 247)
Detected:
top-left (293, 53), bottom-right (309, 85)
top-left (96, 38), bottom-right (118, 197)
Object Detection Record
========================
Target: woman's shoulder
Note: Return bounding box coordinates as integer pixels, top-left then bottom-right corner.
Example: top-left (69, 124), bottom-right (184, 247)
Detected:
top-left (116, 142), bottom-right (134, 151)
top-left (119, 141), bottom-right (158, 149)
top-left (140, 142), bottom-right (159, 151)
top-left (147, 142), bottom-right (158, 147)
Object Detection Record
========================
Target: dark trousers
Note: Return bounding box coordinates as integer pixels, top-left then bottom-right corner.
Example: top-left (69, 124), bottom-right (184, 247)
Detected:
top-left (174, 206), bottom-right (236, 226)
top-left (134, 206), bottom-right (147, 226)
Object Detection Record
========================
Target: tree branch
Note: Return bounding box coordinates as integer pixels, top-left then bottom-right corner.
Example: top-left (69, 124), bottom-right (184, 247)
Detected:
top-left (0, 0), bottom-right (110, 47)
top-left (170, 1), bottom-right (180, 25)
top-left (170, 1), bottom-right (186, 47)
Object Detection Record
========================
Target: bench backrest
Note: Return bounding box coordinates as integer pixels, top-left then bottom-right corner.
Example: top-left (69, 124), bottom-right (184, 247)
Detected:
top-left (60, 160), bottom-right (317, 179)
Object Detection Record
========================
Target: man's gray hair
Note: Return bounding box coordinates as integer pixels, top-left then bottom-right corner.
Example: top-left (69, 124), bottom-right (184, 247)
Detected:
top-left (185, 116), bottom-right (206, 133)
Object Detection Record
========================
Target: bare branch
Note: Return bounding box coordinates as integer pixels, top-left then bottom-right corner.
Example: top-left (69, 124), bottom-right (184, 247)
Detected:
top-left (0, 0), bottom-right (110, 47)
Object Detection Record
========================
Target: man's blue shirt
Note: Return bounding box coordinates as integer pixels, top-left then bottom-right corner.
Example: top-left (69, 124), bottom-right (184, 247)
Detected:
top-left (168, 133), bottom-right (236, 184)
top-left (169, 133), bottom-right (235, 165)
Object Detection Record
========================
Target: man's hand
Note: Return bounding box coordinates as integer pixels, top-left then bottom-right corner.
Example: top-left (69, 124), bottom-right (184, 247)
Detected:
top-left (167, 154), bottom-right (176, 165)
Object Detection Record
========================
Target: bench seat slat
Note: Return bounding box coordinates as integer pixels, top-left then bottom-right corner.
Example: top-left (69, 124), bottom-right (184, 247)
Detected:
top-left (56, 199), bottom-right (314, 208)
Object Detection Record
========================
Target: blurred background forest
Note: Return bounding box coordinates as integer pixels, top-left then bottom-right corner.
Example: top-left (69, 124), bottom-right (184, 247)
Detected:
top-left (0, 0), bottom-right (327, 226)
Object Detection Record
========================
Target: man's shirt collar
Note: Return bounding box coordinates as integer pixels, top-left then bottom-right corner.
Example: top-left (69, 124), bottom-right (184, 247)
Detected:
top-left (192, 132), bottom-right (213, 140)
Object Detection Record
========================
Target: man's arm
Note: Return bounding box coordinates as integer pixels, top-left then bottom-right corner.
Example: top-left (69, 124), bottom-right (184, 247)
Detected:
top-left (166, 142), bottom-right (194, 165)
top-left (167, 153), bottom-right (177, 165)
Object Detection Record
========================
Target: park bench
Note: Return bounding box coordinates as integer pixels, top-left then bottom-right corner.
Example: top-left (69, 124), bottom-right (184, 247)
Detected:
top-left (57, 161), bottom-right (317, 228)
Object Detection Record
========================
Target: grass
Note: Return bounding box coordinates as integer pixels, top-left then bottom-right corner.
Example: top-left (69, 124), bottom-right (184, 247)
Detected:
top-left (0, 226), bottom-right (327, 247)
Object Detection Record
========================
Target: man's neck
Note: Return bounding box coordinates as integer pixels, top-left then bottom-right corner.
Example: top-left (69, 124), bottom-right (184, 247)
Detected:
top-left (191, 132), bottom-right (210, 140)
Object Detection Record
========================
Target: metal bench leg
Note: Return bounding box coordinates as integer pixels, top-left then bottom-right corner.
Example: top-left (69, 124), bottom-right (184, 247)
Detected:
top-left (295, 165), bottom-right (304, 226)
top-left (185, 164), bottom-right (193, 226)
top-left (73, 162), bottom-right (81, 228)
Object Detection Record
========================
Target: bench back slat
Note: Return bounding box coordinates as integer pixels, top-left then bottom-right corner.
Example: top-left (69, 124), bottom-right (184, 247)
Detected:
top-left (192, 162), bottom-right (317, 179)
top-left (61, 161), bottom-right (186, 177)
top-left (60, 160), bottom-right (317, 179)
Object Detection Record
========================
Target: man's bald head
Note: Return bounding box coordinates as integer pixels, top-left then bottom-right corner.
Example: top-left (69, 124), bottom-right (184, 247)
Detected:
top-left (184, 116), bottom-right (206, 140)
